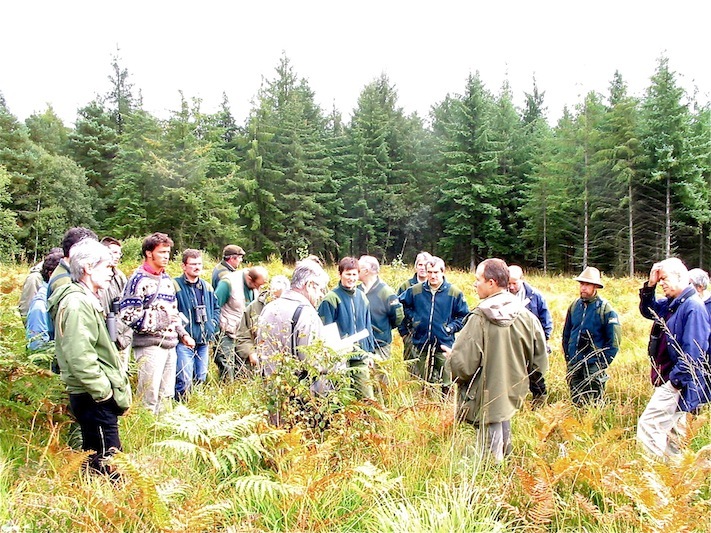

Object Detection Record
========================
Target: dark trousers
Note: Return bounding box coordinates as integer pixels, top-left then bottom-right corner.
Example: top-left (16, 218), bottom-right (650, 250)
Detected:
top-left (69, 393), bottom-right (122, 475)
top-left (566, 359), bottom-right (608, 406)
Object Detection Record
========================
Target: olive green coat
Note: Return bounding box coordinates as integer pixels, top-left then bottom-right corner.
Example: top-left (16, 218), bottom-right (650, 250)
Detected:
top-left (450, 290), bottom-right (547, 424)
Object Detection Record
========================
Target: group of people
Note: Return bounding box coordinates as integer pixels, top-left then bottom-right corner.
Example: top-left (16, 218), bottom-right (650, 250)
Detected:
top-left (17, 228), bottom-right (711, 474)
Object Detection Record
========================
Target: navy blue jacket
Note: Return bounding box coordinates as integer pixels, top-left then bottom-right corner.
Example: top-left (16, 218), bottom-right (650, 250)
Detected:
top-left (398, 279), bottom-right (469, 350)
top-left (318, 283), bottom-right (376, 354)
top-left (358, 278), bottom-right (404, 348)
top-left (174, 275), bottom-right (220, 345)
top-left (640, 283), bottom-right (711, 412)
top-left (562, 295), bottom-right (620, 367)
top-left (521, 282), bottom-right (553, 339)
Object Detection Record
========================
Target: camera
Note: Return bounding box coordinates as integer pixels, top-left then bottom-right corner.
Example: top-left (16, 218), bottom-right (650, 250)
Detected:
top-left (195, 305), bottom-right (207, 324)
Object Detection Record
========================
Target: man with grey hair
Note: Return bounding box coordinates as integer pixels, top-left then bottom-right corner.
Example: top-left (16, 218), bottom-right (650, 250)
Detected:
top-left (235, 274), bottom-right (291, 371)
top-left (508, 265), bottom-right (553, 405)
top-left (358, 255), bottom-right (403, 361)
top-left (257, 260), bottom-right (329, 363)
top-left (399, 256), bottom-right (469, 395)
top-left (215, 265), bottom-right (269, 380)
top-left (638, 258), bottom-right (711, 458)
top-left (397, 251), bottom-right (433, 295)
top-left (688, 268), bottom-right (711, 316)
top-left (47, 239), bottom-right (132, 477)
top-left (397, 252), bottom-right (433, 365)
top-left (257, 260), bottom-right (330, 425)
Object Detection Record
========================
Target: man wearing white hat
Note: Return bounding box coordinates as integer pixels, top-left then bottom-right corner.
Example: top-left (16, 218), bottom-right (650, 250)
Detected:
top-left (562, 266), bottom-right (621, 405)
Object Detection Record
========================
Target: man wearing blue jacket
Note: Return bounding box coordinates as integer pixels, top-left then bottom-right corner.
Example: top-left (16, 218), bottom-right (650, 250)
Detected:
top-left (508, 265), bottom-right (553, 405)
top-left (358, 255), bottom-right (404, 359)
top-left (174, 249), bottom-right (220, 400)
top-left (318, 257), bottom-right (375, 400)
top-left (562, 266), bottom-right (621, 406)
top-left (638, 258), bottom-right (711, 458)
top-left (319, 256), bottom-right (376, 400)
top-left (399, 256), bottom-right (469, 395)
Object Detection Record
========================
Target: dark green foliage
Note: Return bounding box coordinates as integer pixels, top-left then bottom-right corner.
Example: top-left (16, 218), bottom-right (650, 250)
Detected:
top-left (340, 74), bottom-right (430, 261)
top-left (434, 73), bottom-right (503, 269)
top-left (0, 100), bottom-right (95, 261)
top-left (1, 54), bottom-right (711, 272)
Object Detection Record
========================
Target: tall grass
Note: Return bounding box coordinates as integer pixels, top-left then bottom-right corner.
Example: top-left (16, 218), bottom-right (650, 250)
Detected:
top-left (1, 259), bottom-right (709, 532)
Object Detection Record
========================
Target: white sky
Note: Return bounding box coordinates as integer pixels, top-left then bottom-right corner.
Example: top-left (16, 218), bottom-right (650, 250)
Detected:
top-left (2, 1), bottom-right (710, 127)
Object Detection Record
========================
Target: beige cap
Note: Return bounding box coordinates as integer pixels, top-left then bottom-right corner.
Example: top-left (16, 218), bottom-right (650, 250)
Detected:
top-left (574, 266), bottom-right (604, 288)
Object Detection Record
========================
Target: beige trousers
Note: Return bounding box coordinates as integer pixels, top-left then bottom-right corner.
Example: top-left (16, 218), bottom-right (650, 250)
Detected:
top-left (637, 381), bottom-right (687, 458)
top-left (134, 345), bottom-right (177, 415)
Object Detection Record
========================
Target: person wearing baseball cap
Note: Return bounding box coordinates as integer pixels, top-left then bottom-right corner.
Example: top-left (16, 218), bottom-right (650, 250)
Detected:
top-left (562, 266), bottom-right (621, 406)
top-left (211, 245), bottom-right (246, 290)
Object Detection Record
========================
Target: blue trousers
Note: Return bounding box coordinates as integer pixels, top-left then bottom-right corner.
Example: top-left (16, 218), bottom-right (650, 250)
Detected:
top-left (175, 343), bottom-right (209, 399)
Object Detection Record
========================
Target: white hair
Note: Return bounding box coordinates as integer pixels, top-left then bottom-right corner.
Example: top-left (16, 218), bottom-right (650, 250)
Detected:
top-left (269, 275), bottom-right (291, 295)
top-left (415, 252), bottom-right (433, 267)
top-left (659, 258), bottom-right (690, 285)
top-left (291, 259), bottom-right (329, 290)
top-left (688, 268), bottom-right (709, 290)
top-left (359, 255), bottom-right (380, 274)
top-left (69, 239), bottom-right (112, 282)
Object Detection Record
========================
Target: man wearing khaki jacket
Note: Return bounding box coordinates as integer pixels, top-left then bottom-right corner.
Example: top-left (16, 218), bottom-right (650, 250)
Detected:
top-left (448, 258), bottom-right (548, 462)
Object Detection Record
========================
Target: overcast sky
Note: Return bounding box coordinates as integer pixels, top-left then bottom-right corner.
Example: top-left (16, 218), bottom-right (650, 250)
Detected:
top-left (2, 1), bottom-right (710, 127)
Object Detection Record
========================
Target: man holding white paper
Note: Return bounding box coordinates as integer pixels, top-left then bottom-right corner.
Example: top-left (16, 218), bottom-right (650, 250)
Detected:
top-left (318, 256), bottom-right (376, 400)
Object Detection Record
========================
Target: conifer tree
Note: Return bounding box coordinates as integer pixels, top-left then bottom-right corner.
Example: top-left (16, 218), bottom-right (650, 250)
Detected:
top-left (638, 56), bottom-right (703, 265)
top-left (597, 72), bottom-right (642, 275)
top-left (67, 101), bottom-right (120, 225)
top-left (435, 72), bottom-right (500, 270)
top-left (25, 106), bottom-right (69, 156)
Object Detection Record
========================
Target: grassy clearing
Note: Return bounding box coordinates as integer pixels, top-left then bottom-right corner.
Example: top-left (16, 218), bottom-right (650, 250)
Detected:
top-left (0, 259), bottom-right (709, 532)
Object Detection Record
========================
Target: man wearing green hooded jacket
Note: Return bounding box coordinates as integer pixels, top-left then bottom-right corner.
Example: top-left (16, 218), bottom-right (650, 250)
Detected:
top-left (449, 258), bottom-right (548, 462)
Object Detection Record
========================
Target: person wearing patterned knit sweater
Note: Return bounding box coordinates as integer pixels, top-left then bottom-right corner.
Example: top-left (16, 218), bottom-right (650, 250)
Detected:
top-left (119, 233), bottom-right (194, 414)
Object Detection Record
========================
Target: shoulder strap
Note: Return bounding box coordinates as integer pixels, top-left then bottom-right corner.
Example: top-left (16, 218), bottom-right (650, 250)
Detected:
top-left (597, 298), bottom-right (611, 321)
top-left (290, 304), bottom-right (307, 356)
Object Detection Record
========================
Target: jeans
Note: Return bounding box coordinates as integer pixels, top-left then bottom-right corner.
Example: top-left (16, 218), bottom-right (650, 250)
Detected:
top-left (176, 343), bottom-right (209, 399)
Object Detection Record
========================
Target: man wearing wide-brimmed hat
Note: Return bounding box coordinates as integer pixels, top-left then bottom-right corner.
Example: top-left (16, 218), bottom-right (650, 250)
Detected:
top-left (562, 266), bottom-right (621, 406)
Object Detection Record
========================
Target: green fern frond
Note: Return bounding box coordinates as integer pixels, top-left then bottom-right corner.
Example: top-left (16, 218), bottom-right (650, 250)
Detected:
top-left (226, 474), bottom-right (304, 500)
top-left (219, 433), bottom-right (268, 474)
top-left (349, 461), bottom-right (402, 497)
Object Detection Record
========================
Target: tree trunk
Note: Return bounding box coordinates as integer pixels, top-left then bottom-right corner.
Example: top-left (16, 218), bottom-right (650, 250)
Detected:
top-left (583, 152), bottom-right (589, 268)
top-left (543, 200), bottom-right (548, 274)
top-left (665, 174), bottom-right (671, 257)
top-left (628, 180), bottom-right (634, 277)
